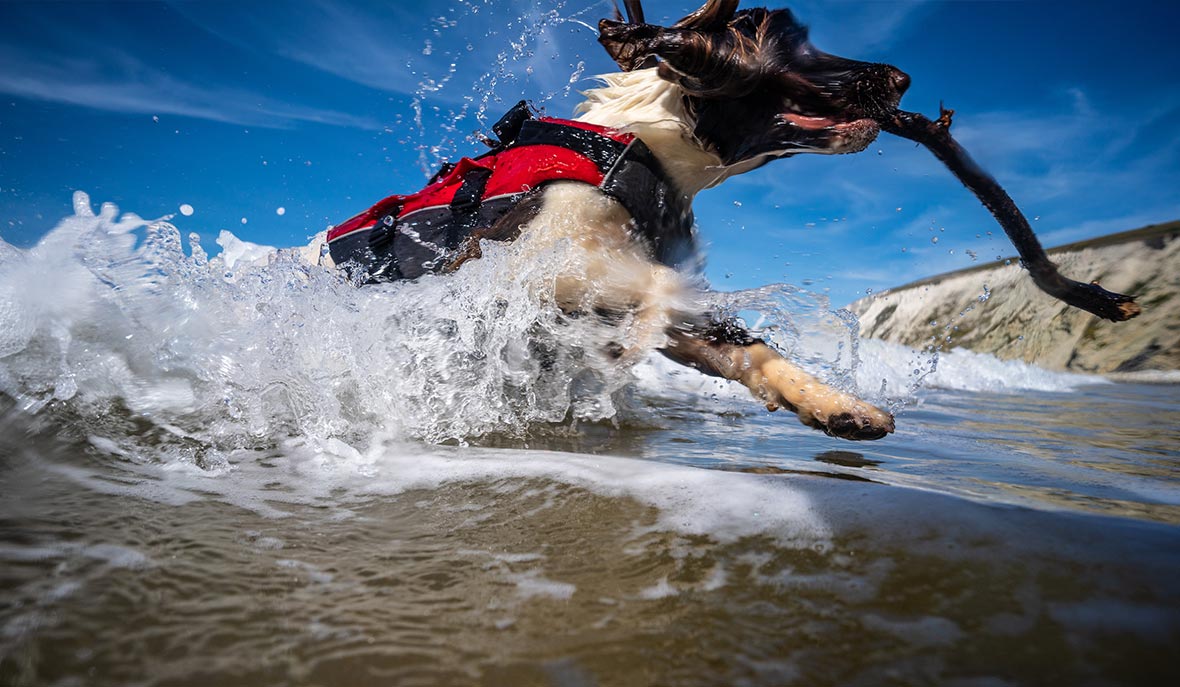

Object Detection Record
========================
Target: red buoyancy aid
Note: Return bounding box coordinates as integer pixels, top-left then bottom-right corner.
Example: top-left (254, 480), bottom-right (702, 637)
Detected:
top-left (326, 101), bottom-right (695, 282)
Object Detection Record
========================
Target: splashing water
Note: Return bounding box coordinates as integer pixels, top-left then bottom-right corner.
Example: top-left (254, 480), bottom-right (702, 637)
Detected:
top-left (1, 191), bottom-right (1101, 467)
top-left (0, 195), bottom-right (795, 448)
top-left (404, 1), bottom-right (603, 177)
top-left (0, 193), bottom-right (662, 454)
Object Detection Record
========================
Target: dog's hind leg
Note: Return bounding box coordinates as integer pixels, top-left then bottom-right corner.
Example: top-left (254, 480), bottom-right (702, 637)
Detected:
top-left (661, 323), bottom-right (895, 441)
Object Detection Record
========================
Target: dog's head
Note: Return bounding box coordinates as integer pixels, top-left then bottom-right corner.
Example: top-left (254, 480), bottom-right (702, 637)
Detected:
top-left (598, 0), bottom-right (910, 165)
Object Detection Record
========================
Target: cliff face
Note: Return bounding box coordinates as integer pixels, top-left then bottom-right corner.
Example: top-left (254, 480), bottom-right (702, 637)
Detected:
top-left (849, 222), bottom-right (1180, 374)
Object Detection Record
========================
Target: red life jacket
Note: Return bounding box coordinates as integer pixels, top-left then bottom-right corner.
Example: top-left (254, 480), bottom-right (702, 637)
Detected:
top-left (327, 101), bottom-right (694, 282)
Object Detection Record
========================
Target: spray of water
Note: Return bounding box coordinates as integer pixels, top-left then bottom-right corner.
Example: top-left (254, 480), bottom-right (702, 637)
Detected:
top-left (0, 193), bottom-right (665, 452)
top-left (402, 1), bottom-right (601, 177)
top-left (1, 188), bottom-right (924, 452)
top-left (1, 190), bottom-right (1101, 470)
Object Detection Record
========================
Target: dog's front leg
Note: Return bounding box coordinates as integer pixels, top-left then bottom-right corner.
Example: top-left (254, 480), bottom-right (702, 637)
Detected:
top-left (662, 325), bottom-right (895, 441)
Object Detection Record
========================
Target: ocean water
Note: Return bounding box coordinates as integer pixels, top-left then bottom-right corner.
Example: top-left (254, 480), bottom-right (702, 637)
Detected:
top-left (2, 199), bottom-right (1179, 686)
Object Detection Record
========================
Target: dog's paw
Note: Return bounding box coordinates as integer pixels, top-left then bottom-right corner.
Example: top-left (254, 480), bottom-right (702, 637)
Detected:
top-left (797, 398), bottom-right (895, 441)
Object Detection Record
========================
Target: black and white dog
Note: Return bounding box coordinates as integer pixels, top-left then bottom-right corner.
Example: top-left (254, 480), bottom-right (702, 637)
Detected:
top-left (322, 1), bottom-right (909, 440)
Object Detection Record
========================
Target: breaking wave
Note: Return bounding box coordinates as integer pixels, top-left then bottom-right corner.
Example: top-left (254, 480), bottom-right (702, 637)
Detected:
top-left (0, 194), bottom-right (1101, 460)
top-left (0, 193), bottom-right (645, 451)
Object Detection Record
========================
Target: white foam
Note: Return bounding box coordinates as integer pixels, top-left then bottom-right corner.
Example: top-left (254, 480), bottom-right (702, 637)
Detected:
top-left (320, 441), bottom-right (833, 545)
top-left (855, 338), bottom-right (1104, 395)
top-left (638, 577), bottom-right (678, 599)
top-left (45, 432), bottom-right (834, 550)
top-left (508, 570), bottom-right (576, 600)
top-left (0, 541), bottom-right (150, 569)
top-left (276, 558), bottom-right (334, 584)
top-left (216, 228), bottom-right (274, 269)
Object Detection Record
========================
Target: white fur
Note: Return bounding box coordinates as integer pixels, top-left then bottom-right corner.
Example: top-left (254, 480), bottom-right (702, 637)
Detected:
top-left (575, 69), bottom-right (788, 194)
top-left (574, 69), bottom-right (732, 196)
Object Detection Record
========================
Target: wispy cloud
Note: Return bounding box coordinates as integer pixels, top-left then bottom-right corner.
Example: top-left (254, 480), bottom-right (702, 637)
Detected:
top-left (168, 0), bottom-right (597, 104)
top-left (168, 0), bottom-right (422, 95)
top-left (0, 46), bottom-right (381, 130)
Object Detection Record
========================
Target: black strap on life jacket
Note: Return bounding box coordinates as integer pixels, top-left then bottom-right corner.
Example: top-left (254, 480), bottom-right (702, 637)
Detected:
top-left (492, 99), bottom-right (533, 148)
top-left (500, 108), bottom-right (695, 267)
top-left (448, 166), bottom-right (493, 234)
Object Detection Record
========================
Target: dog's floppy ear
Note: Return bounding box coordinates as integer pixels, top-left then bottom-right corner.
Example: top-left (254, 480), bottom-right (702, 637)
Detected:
top-left (599, 0), bottom-right (659, 70)
top-left (672, 0), bottom-right (738, 30)
top-left (597, 0), bottom-right (764, 98)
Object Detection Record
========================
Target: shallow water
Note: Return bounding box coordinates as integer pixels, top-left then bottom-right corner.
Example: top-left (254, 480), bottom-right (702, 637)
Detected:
top-left (3, 201), bottom-right (1180, 686)
top-left (3, 380), bottom-right (1180, 687)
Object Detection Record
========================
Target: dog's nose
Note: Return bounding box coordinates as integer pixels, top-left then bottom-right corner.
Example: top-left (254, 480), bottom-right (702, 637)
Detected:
top-left (890, 67), bottom-right (911, 97)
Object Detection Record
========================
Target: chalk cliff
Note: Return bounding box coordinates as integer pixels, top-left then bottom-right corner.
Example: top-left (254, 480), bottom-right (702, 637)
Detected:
top-left (849, 222), bottom-right (1180, 374)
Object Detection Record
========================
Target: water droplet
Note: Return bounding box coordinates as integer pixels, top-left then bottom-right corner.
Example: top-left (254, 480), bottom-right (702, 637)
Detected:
top-left (240, 218), bottom-right (248, 225)
top-left (275, 207), bottom-right (286, 216)
top-left (930, 236), bottom-right (939, 244)
top-left (732, 200), bottom-right (742, 207)
top-left (179, 204), bottom-right (194, 217)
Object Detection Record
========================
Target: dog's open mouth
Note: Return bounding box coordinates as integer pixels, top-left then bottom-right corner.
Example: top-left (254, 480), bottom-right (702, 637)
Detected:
top-left (775, 105), bottom-right (880, 155)
top-left (711, 102), bottom-right (882, 162)
top-left (781, 112), bottom-right (868, 131)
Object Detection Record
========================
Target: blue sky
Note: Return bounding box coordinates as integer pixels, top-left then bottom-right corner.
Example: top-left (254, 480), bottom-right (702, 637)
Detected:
top-left (1, 0), bottom-right (1178, 306)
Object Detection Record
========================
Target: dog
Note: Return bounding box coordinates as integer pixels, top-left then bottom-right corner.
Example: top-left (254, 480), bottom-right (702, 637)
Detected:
top-left (317, 1), bottom-right (907, 441)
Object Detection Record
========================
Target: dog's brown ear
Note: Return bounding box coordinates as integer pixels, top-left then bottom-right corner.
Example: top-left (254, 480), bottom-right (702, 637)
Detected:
top-left (597, 0), bottom-right (762, 98)
top-left (673, 0), bottom-right (738, 30)
top-left (599, 0), bottom-right (658, 71)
